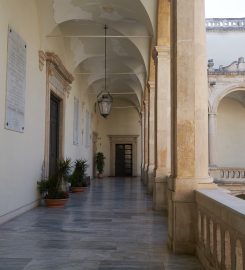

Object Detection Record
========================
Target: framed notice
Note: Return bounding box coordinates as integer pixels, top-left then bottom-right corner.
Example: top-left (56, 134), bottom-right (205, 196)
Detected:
top-left (85, 110), bottom-right (90, 148)
top-left (73, 97), bottom-right (79, 145)
top-left (5, 26), bottom-right (27, 133)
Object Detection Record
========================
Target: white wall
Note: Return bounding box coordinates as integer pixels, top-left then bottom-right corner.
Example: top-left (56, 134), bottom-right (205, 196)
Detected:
top-left (207, 31), bottom-right (245, 68)
top-left (0, 0), bottom-right (45, 219)
top-left (217, 97), bottom-right (245, 167)
top-left (0, 0), bottom-right (95, 222)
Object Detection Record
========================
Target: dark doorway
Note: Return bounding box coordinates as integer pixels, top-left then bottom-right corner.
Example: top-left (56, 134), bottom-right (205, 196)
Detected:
top-left (49, 94), bottom-right (60, 176)
top-left (115, 144), bottom-right (132, 177)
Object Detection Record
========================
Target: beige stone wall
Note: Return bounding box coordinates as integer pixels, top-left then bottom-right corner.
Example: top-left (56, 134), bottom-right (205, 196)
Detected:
top-left (217, 97), bottom-right (245, 167)
top-left (95, 104), bottom-right (141, 177)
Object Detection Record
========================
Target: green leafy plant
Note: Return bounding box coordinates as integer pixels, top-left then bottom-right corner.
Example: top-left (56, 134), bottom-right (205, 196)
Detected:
top-left (95, 152), bottom-right (105, 174)
top-left (69, 159), bottom-right (88, 187)
top-left (37, 158), bottom-right (72, 199)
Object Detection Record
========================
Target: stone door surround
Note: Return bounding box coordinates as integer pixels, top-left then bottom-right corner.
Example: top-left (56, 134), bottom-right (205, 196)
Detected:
top-left (108, 135), bottom-right (139, 177)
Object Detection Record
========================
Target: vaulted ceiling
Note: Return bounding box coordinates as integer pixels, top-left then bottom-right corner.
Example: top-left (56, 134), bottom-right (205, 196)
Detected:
top-left (37, 0), bottom-right (157, 110)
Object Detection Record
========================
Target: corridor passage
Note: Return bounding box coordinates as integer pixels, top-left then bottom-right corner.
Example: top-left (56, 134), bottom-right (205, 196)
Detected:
top-left (0, 178), bottom-right (203, 270)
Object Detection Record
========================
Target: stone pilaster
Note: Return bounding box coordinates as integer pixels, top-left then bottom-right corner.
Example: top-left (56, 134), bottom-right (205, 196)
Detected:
top-left (168, 0), bottom-right (216, 254)
top-left (147, 81), bottom-right (156, 194)
top-left (141, 110), bottom-right (145, 181)
top-left (153, 46), bottom-right (171, 210)
top-left (143, 99), bottom-right (149, 185)
top-left (208, 113), bottom-right (217, 167)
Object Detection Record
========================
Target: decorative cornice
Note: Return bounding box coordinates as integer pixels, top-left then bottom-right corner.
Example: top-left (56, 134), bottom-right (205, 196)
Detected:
top-left (45, 52), bottom-right (74, 84)
top-left (206, 18), bottom-right (245, 32)
top-left (108, 135), bottom-right (139, 143)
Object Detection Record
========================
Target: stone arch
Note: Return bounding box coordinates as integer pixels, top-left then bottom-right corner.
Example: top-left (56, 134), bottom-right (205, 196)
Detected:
top-left (235, 194), bottom-right (245, 200)
top-left (210, 84), bottom-right (245, 114)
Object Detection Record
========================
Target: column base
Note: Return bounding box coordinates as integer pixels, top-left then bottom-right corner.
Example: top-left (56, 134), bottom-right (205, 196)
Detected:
top-left (168, 176), bottom-right (217, 254)
top-left (147, 165), bottom-right (155, 195)
top-left (153, 175), bottom-right (168, 211)
top-left (168, 196), bottom-right (196, 254)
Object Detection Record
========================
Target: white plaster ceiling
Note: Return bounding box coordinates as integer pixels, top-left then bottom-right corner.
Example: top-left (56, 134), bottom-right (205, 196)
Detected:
top-left (39, 0), bottom-right (157, 109)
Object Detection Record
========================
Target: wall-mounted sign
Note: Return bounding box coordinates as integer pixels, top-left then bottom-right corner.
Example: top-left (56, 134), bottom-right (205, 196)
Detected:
top-left (5, 26), bottom-right (27, 133)
top-left (73, 97), bottom-right (79, 145)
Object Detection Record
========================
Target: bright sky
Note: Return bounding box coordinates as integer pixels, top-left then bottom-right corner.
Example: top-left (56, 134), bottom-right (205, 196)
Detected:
top-left (205, 0), bottom-right (245, 18)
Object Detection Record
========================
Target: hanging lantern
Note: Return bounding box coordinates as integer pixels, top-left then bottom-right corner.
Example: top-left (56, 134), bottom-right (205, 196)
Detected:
top-left (97, 91), bottom-right (113, 118)
top-left (97, 24), bottom-right (113, 118)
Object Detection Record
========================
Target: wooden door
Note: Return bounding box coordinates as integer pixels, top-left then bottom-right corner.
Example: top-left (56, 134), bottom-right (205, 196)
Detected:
top-left (115, 144), bottom-right (132, 177)
top-left (49, 94), bottom-right (60, 176)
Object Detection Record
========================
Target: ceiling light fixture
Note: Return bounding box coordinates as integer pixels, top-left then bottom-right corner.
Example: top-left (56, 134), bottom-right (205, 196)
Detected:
top-left (97, 24), bottom-right (113, 118)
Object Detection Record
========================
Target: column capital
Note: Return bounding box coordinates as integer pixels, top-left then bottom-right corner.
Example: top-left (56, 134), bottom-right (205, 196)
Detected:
top-left (143, 99), bottom-right (149, 106)
top-left (152, 45), bottom-right (170, 64)
top-left (147, 80), bottom-right (155, 91)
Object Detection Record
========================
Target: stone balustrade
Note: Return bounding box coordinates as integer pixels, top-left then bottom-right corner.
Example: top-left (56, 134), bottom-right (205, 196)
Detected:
top-left (210, 167), bottom-right (245, 182)
top-left (196, 189), bottom-right (245, 270)
top-left (206, 18), bottom-right (245, 31)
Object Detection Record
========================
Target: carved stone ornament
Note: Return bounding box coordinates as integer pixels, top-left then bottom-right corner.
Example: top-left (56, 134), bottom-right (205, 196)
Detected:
top-left (45, 52), bottom-right (74, 97)
top-left (39, 50), bottom-right (46, 71)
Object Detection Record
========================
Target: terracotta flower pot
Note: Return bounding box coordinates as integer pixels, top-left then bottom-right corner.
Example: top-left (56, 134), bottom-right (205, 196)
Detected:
top-left (45, 198), bottom-right (68, 208)
top-left (71, 186), bottom-right (86, 193)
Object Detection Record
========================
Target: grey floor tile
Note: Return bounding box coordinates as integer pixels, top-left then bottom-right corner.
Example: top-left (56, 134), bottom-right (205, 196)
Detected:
top-left (0, 178), bottom-right (203, 270)
top-left (0, 258), bottom-right (31, 270)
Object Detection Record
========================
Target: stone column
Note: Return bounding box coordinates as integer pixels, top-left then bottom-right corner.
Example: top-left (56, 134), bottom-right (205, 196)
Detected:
top-left (169, 0), bottom-right (216, 254)
top-left (147, 81), bottom-right (156, 194)
top-left (153, 46), bottom-right (171, 210)
top-left (208, 113), bottom-right (217, 167)
top-left (153, 0), bottom-right (171, 211)
top-left (143, 98), bottom-right (149, 185)
top-left (141, 110), bottom-right (145, 181)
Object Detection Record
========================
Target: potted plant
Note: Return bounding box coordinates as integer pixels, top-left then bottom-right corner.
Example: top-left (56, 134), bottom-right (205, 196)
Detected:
top-left (69, 159), bottom-right (89, 193)
top-left (95, 152), bottom-right (105, 178)
top-left (37, 158), bottom-right (72, 208)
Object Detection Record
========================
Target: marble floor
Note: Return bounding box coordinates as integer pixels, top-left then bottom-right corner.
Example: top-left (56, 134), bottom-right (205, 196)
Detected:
top-left (0, 178), bottom-right (204, 270)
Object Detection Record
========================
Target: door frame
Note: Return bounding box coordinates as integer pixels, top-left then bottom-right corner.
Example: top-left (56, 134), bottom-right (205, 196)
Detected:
top-left (43, 52), bottom-right (74, 177)
top-left (115, 144), bottom-right (133, 177)
top-left (49, 93), bottom-right (61, 176)
top-left (108, 135), bottom-right (138, 177)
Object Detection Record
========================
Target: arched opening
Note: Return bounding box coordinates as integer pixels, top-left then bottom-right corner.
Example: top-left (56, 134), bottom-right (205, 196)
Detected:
top-left (236, 194), bottom-right (245, 200)
top-left (217, 90), bottom-right (245, 168)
